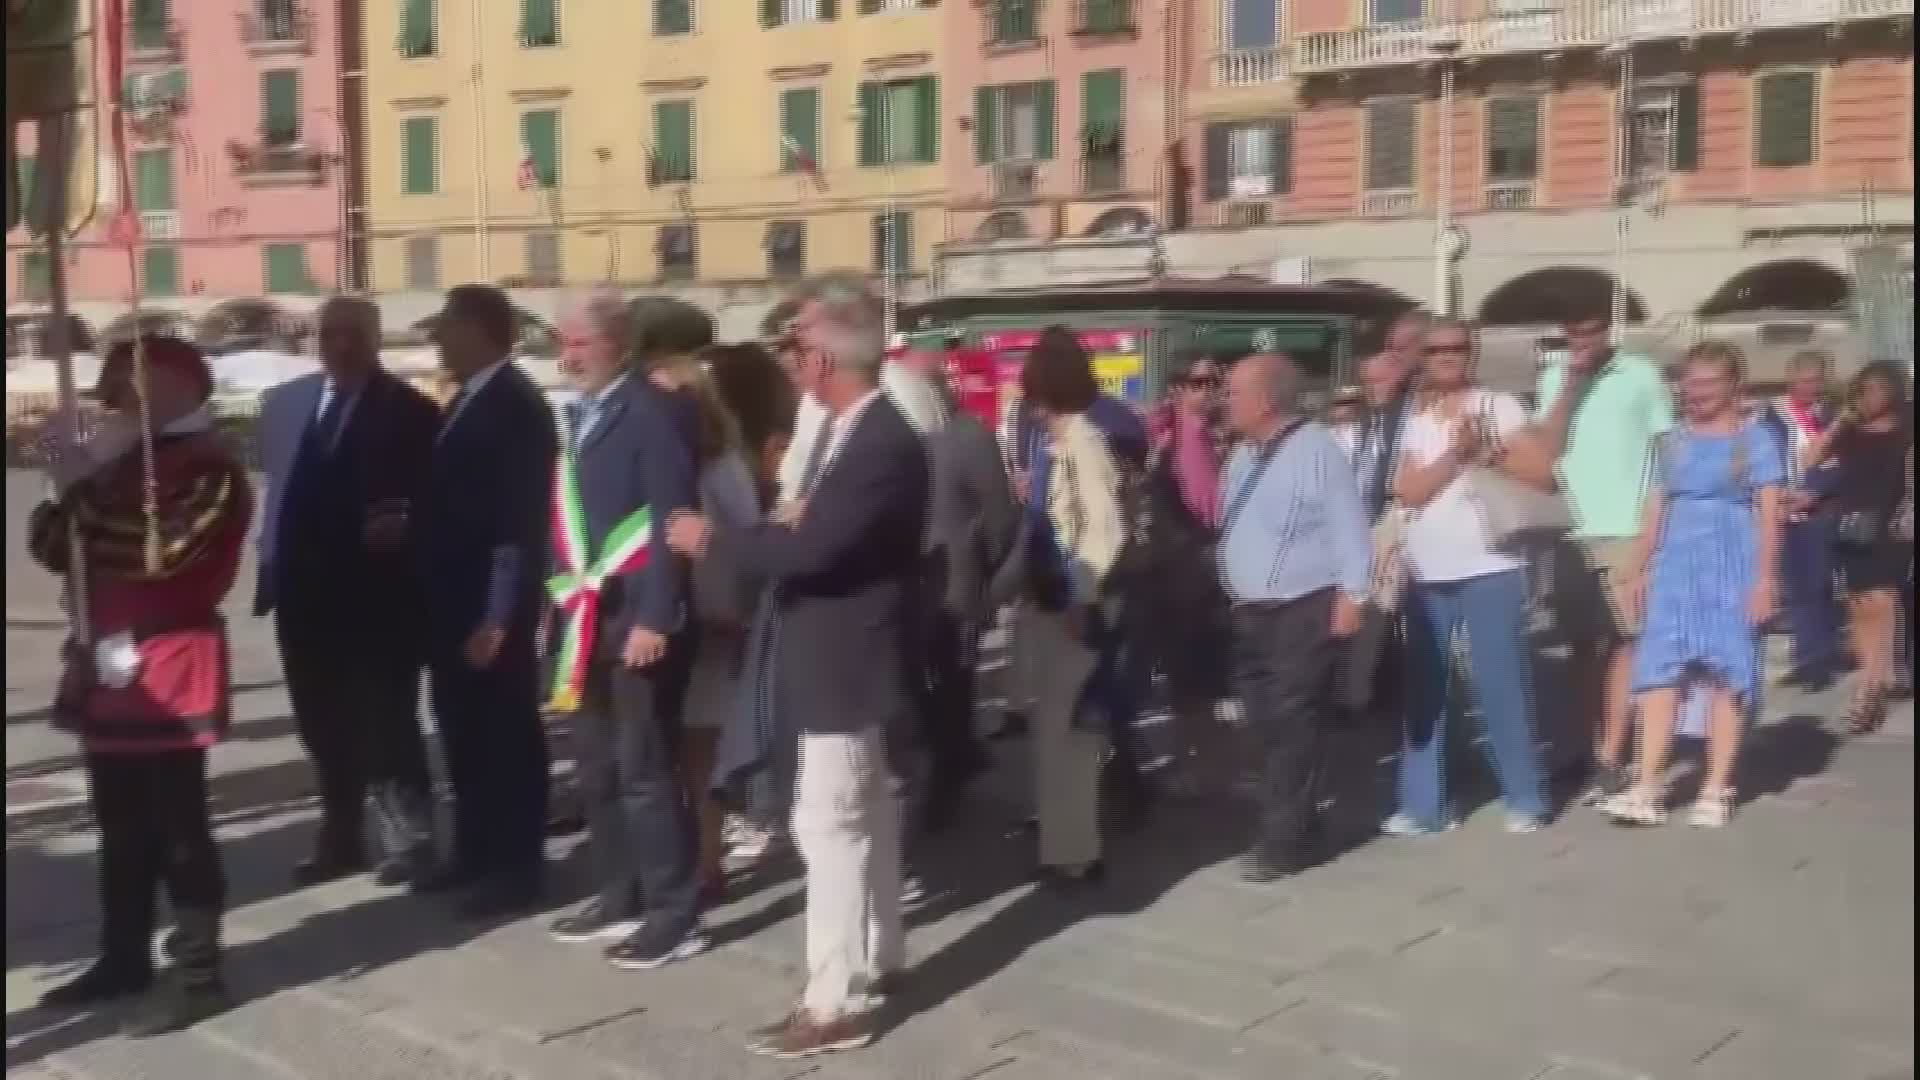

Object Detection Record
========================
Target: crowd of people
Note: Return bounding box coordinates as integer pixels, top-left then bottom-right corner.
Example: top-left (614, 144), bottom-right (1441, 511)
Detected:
top-left (25, 274), bottom-right (1913, 1057)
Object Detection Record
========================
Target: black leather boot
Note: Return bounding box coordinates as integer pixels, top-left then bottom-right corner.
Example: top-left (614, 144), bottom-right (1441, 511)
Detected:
top-left (124, 908), bottom-right (230, 1037)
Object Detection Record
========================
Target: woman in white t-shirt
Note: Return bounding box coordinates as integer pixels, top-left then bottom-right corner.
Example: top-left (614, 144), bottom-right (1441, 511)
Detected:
top-left (1382, 318), bottom-right (1551, 836)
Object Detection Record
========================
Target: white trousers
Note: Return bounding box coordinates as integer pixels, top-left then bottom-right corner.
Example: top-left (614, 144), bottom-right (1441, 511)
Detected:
top-left (791, 726), bottom-right (904, 1020)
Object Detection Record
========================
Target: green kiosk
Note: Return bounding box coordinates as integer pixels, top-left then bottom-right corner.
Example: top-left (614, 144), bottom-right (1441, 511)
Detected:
top-left (899, 279), bottom-right (1402, 410)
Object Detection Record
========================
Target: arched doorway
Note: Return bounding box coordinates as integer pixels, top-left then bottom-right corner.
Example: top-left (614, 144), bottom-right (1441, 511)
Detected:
top-left (1697, 259), bottom-right (1850, 318)
top-left (1085, 207), bottom-right (1153, 239)
top-left (974, 210), bottom-right (1030, 243)
top-left (1478, 266), bottom-right (1647, 327)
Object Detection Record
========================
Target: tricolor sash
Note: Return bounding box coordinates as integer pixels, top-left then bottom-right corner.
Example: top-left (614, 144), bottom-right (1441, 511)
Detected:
top-left (545, 446), bottom-right (651, 712)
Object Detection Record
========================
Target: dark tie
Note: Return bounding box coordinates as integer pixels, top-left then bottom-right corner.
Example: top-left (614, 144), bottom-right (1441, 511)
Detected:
top-left (311, 392), bottom-right (345, 455)
top-left (797, 415), bottom-right (835, 496)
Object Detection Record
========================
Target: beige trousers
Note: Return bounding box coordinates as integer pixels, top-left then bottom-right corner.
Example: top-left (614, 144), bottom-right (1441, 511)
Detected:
top-left (791, 726), bottom-right (904, 1020)
top-left (1023, 610), bottom-right (1106, 871)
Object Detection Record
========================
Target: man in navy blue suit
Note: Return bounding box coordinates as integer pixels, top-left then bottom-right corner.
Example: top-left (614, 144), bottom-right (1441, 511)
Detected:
top-left (542, 289), bottom-right (708, 969)
top-left (417, 285), bottom-right (558, 918)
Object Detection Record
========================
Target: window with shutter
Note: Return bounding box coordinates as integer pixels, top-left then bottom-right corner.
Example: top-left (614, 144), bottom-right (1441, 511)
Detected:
top-left (974, 86), bottom-right (999, 164)
top-left (883, 81), bottom-right (918, 164)
top-left (991, 0), bottom-right (1038, 42)
top-left (653, 100), bottom-right (694, 183)
top-left (401, 116), bottom-right (438, 195)
top-left (263, 243), bottom-right (310, 294)
top-left (1369, 0), bottom-right (1421, 22)
top-left (519, 0), bottom-right (559, 46)
top-left (1755, 70), bottom-right (1817, 169)
top-left (780, 0), bottom-right (824, 21)
top-left (1225, 0), bottom-right (1276, 49)
top-left (911, 76), bottom-right (939, 163)
top-left (1227, 124), bottom-right (1273, 198)
top-left (988, 82), bottom-right (1054, 162)
top-left (141, 246), bottom-right (180, 297)
top-left (766, 220), bottom-right (807, 279)
top-left (525, 230), bottom-right (561, 282)
top-left (399, 0), bottom-right (436, 56)
top-left (1485, 96), bottom-right (1539, 182)
top-left (873, 211), bottom-right (912, 275)
top-left (522, 108), bottom-right (561, 187)
top-left (1077, 0), bottom-right (1132, 32)
top-left (1081, 69), bottom-right (1124, 155)
top-left (1365, 99), bottom-right (1416, 190)
top-left (655, 0), bottom-right (693, 35)
top-left (405, 235), bottom-right (440, 291)
top-left (780, 87), bottom-right (821, 173)
top-left (262, 70), bottom-right (301, 146)
top-left (133, 149), bottom-right (174, 211)
top-left (130, 0), bottom-right (171, 50)
top-left (658, 224), bottom-right (697, 281)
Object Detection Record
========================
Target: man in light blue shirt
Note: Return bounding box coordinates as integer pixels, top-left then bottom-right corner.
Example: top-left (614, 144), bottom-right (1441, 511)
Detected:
top-left (1216, 353), bottom-right (1368, 884)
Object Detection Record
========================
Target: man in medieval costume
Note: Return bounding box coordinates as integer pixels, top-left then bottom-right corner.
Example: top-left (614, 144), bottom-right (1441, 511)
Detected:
top-left (29, 335), bottom-right (253, 1036)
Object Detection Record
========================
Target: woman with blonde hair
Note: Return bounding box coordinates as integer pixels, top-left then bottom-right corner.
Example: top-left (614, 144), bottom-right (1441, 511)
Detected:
top-left (631, 300), bottom-right (758, 902)
top-left (1603, 341), bottom-right (1785, 828)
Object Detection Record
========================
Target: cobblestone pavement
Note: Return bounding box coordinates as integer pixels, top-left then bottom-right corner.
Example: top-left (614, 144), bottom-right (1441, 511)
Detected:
top-left (6, 475), bottom-right (1915, 1080)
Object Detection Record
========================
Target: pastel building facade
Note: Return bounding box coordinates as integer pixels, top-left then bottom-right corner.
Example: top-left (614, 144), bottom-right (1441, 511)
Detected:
top-left (6, 0), bottom-right (354, 346)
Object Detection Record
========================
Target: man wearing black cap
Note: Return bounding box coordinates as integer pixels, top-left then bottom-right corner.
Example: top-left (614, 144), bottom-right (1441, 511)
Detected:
top-left (30, 336), bottom-right (253, 1035)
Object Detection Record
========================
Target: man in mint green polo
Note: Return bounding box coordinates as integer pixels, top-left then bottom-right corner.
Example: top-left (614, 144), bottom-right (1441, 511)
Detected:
top-left (1533, 304), bottom-right (1673, 801)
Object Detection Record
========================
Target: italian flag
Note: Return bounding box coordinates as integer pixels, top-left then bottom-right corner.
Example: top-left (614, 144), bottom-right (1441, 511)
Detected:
top-left (544, 446), bottom-right (652, 712)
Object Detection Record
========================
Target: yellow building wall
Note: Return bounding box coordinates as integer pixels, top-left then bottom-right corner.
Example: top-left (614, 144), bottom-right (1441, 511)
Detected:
top-left (364, 0), bottom-right (947, 293)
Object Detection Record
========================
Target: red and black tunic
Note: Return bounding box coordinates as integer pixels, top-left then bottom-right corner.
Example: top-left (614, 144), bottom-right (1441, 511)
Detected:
top-left (29, 432), bottom-right (253, 755)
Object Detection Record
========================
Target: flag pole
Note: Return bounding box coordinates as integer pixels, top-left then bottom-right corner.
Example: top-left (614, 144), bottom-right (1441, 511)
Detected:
top-left (41, 113), bottom-right (93, 647)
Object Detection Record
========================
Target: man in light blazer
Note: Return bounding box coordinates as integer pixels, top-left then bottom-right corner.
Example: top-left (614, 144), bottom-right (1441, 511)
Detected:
top-left (256, 297), bottom-right (440, 888)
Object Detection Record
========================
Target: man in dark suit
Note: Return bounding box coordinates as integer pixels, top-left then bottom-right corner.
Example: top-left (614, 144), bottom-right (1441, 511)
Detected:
top-left (418, 284), bottom-right (559, 918)
top-left (256, 296), bottom-right (440, 887)
top-left (668, 281), bottom-right (929, 1059)
top-left (543, 288), bottom-right (708, 969)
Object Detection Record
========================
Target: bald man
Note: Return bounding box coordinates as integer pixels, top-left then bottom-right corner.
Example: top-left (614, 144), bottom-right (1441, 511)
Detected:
top-left (257, 296), bottom-right (443, 888)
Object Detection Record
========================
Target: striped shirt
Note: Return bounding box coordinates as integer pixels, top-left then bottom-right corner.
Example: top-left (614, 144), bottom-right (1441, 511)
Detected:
top-left (1216, 420), bottom-right (1370, 604)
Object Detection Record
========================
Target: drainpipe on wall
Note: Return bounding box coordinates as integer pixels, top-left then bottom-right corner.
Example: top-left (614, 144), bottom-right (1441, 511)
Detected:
top-left (467, 0), bottom-right (491, 280)
top-left (337, 0), bottom-right (371, 292)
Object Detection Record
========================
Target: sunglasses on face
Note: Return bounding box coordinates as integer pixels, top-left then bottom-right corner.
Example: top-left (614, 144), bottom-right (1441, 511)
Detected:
top-left (1424, 342), bottom-right (1471, 357)
top-left (1177, 374), bottom-right (1219, 389)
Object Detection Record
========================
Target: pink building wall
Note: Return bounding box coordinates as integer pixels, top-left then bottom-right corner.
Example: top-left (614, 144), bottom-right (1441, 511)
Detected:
top-left (7, 0), bottom-right (346, 310)
top-left (942, 0), bottom-right (1174, 242)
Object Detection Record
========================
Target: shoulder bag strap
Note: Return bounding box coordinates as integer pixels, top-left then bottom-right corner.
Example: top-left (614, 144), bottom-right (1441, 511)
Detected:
top-left (1219, 418), bottom-right (1305, 546)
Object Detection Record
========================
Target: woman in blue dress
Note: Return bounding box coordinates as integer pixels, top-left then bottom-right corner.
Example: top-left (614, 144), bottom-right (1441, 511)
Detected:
top-left (1603, 342), bottom-right (1785, 828)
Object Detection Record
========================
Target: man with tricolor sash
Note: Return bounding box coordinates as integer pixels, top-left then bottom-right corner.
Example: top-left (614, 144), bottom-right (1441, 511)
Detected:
top-left (542, 289), bottom-right (710, 970)
top-left (1762, 349), bottom-right (1843, 689)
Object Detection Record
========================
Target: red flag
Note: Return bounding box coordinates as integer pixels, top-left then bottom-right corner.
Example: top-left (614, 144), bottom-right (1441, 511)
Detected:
top-left (781, 135), bottom-right (827, 193)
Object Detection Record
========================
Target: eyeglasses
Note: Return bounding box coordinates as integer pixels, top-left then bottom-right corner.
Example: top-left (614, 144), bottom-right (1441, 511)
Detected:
top-left (1423, 343), bottom-right (1471, 357)
top-left (1177, 374), bottom-right (1220, 389)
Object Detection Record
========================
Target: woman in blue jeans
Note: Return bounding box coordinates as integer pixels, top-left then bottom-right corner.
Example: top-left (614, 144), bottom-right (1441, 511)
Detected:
top-left (1384, 318), bottom-right (1552, 835)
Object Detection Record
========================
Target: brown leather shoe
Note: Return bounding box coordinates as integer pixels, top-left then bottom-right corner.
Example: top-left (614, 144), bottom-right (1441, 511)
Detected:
top-left (746, 1009), bottom-right (875, 1058)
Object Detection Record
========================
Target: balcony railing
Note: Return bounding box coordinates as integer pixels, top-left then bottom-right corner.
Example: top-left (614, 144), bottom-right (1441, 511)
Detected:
top-left (1212, 45), bottom-right (1288, 86)
top-left (240, 5), bottom-right (313, 54)
top-left (1360, 188), bottom-right (1417, 216)
top-left (1080, 153), bottom-right (1124, 195)
top-left (229, 138), bottom-right (329, 186)
top-left (1071, 0), bottom-right (1136, 33)
top-left (1485, 181), bottom-right (1535, 211)
top-left (140, 210), bottom-right (183, 241)
top-left (992, 160), bottom-right (1042, 203)
top-left (127, 16), bottom-right (183, 61)
top-left (1293, 0), bottom-right (1910, 73)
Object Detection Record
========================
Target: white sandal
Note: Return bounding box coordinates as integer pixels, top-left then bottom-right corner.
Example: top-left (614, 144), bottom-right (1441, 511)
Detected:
top-left (1686, 787), bottom-right (1735, 829)
top-left (1600, 786), bottom-right (1668, 827)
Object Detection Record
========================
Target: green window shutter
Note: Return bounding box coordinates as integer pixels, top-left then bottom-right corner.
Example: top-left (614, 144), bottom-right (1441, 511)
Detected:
top-left (21, 250), bottom-right (52, 295)
top-left (16, 155), bottom-right (35, 228)
top-left (399, 0), bottom-right (435, 55)
top-left (141, 246), bottom-right (180, 297)
top-left (133, 148), bottom-right (174, 211)
top-left (1671, 80), bottom-right (1701, 171)
top-left (995, 0), bottom-right (1035, 41)
top-left (912, 76), bottom-right (939, 163)
top-left (857, 82), bottom-right (884, 167)
top-left (654, 100), bottom-right (693, 182)
top-left (1081, 69), bottom-right (1123, 154)
top-left (655, 0), bottom-right (692, 34)
top-left (1270, 116), bottom-right (1294, 194)
top-left (1365, 99), bottom-right (1415, 189)
top-left (522, 108), bottom-right (560, 187)
top-left (821, 0), bottom-right (838, 17)
top-left (874, 211), bottom-right (911, 274)
top-left (1033, 80), bottom-right (1056, 161)
top-left (264, 243), bottom-right (310, 293)
top-left (1756, 71), bottom-right (1816, 168)
top-left (130, 0), bottom-right (169, 49)
top-left (1485, 96), bottom-right (1539, 181)
top-left (974, 86), bottom-right (999, 164)
top-left (760, 0), bottom-right (782, 26)
top-left (402, 116), bottom-right (438, 194)
top-left (262, 69), bottom-right (300, 143)
top-left (519, 0), bottom-right (558, 46)
top-left (780, 87), bottom-right (820, 171)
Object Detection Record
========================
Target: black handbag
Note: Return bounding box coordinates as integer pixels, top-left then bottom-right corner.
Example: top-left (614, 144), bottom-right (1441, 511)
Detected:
top-left (1836, 509), bottom-right (1886, 550)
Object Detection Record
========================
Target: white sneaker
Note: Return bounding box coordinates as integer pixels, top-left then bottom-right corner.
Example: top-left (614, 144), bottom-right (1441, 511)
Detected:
top-left (1504, 813), bottom-right (1547, 834)
top-left (1686, 788), bottom-right (1734, 829)
top-left (1381, 812), bottom-right (1456, 837)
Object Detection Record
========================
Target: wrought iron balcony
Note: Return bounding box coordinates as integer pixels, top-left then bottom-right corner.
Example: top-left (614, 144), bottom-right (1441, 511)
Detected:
top-left (991, 160), bottom-right (1043, 203)
top-left (1211, 45), bottom-right (1288, 86)
top-left (228, 137), bottom-right (329, 186)
top-left (1360, 188), bottom-right (1417, 217)
top-left (1485, 181), bottom-right (1535, 211)
top-left (1293, 0), bottom-right (1911, 73)
top-left (240, 4), bottom-right (313, 54)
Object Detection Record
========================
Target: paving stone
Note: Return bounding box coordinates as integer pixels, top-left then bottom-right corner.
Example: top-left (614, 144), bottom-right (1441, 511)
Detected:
top-left (1593, 963), bottom-right (1913, 1061)
top-left (315, 978), bottom-right (643, 1080)
top-left (559, 1007), bottom-right (824, 1080)
top-left (1245, 997), bottom-right (1549, 1080)
top-left (51, 1023), bottom-right (297, 1080)
top-left (200, 987), bottom-right (518, 1080)
top-left (1019, 926), bottom-right (1305, 1030)
top-left (1688, 1026), bottom-right (1914, 1080)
